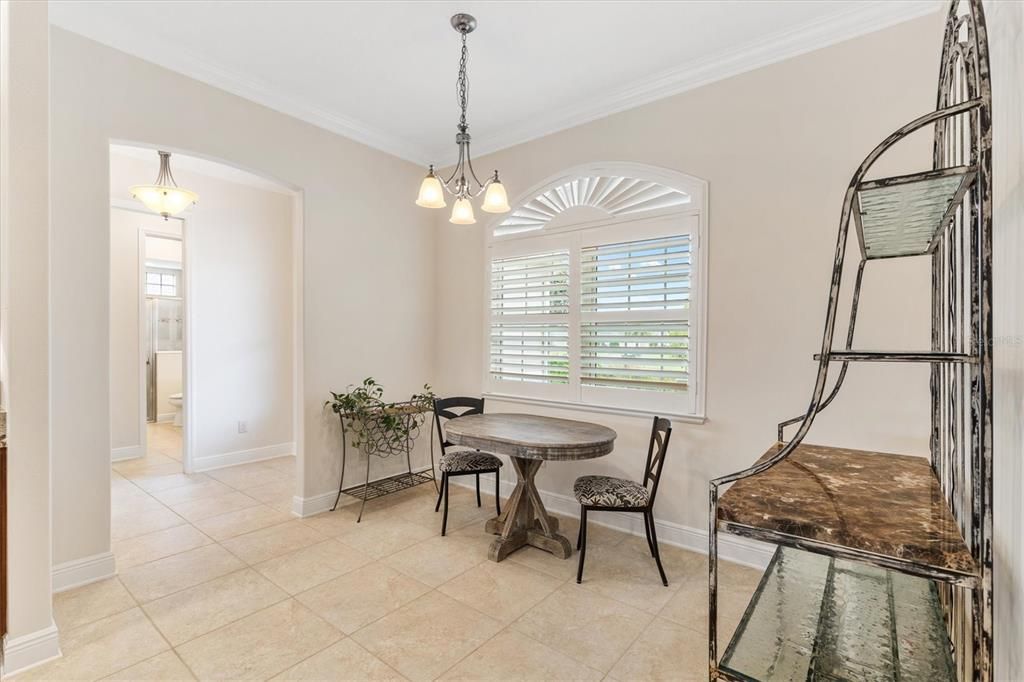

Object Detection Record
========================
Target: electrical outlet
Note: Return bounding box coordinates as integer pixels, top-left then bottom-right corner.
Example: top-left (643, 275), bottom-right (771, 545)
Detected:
top-left (238, 420), bottom-right (248, 434)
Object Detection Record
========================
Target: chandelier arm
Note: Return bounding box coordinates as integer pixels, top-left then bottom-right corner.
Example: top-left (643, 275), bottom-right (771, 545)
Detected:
top-left (464, 143), bottom-right (488, 193)
top-left (441, 145), bottom-right (465, 189)
top-left (155, 151), bottom-right (177, 187)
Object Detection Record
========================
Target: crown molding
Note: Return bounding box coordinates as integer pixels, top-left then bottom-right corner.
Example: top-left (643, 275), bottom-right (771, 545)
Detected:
top-left (52, 1), bottom-right (939, 169)
top-left (49, 18), bottom-right (435, 166)
top-left (437, 0), bottom-right (941, 163)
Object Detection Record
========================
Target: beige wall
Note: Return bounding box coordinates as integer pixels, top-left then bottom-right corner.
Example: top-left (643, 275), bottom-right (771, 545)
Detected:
top-left (435, 14), bottom-right (944, 542)
top-left (987, 1), bottom-right (1024, 678)
top-left (110, 153), bottom-right (297, 468)
top-left (0, 0), bottom-right (57, 669)
top-left (50, 28), bottom-right (436, 571)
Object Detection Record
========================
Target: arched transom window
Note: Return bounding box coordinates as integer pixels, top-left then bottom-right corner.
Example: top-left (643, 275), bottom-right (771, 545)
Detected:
top-left (486, 163), bottom-right (708, 420)
top-left (495, 176), bottom-right (691, 236)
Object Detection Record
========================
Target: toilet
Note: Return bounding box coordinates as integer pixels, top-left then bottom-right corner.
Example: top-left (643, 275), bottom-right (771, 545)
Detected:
top-left (169, 392), bottom-right (183, 426)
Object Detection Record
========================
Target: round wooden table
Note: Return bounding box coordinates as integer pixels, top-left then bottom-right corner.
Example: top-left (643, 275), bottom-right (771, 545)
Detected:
top-left (444, 413), bottom-right (616, 562)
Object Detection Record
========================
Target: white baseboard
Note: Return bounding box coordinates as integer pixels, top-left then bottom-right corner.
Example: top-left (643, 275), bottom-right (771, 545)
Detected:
top-left (192, 442), bottom-right (295, 472)
top-left (292, 466), bottom-right (435, 518)
top-left (2, 622), bottom-right (61, 677)
top-left (52, 551), bottom-right (117, 592)
top-left (451, 473), bottom-right (774, 570)
top-left (156, 412), bottom-right (176, 423)
top-left (111, 444), bottom-right (144, 462)
top-left (292, 490), bottom-right (344, 517)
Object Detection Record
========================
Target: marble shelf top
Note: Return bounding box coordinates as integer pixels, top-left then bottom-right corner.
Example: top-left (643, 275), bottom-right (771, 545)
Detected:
top-left (718, 442), bottom-right (978, 583)
top-left (445, 413), bottom-right (616, 461)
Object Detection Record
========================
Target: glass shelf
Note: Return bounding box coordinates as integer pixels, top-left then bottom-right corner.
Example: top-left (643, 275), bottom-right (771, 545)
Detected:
top-left (720, 547), bottom-right (956, 681)
top-left (856, 167), bottom-right (975, 260)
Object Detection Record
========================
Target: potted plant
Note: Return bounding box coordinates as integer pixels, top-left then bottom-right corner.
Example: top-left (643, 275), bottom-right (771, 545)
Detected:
top-left (325, 377), bottom-right (435, 456)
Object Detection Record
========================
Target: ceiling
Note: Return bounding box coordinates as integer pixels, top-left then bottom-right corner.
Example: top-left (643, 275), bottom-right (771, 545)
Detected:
top-left (50, 1), bottom-right (937, 167)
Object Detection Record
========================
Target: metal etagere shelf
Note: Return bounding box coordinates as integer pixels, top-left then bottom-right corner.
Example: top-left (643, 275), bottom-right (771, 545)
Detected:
top-left (708, 0), bottom-right (993, 679)
top-left (329, 401), bottom-right (437, 522)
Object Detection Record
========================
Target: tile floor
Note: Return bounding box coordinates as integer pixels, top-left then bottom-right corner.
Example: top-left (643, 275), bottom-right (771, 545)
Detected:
top-left (18, 427), bottom-right (761, 681)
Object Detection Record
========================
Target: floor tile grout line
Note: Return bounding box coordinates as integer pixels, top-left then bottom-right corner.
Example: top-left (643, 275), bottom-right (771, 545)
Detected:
top-left (95, 574), bottom-right (191, 681)
top-left (113, 523), bottom-right (218, 571)
top-left (424, 570), bottom-right (580, 681)
top-left (345, 578), bottom-right (504, 682)
top-left (50, 582), bottom-right (140, 637)
top-left (600, 603), bottom-right (660, 679)
top-left (255, 628), bottom-right (346, 682)
top-left (428, 620), bottom-right (512, 681)
top-left (497, 617), bottom-right (608, 679)
top-left (343, 637), bottom-right (411, 682)
top-left (161, 590), bottom-right (297, 651)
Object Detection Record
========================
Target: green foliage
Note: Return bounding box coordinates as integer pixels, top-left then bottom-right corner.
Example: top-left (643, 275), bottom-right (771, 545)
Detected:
top-left (325, 378), bottom-right (435, 455)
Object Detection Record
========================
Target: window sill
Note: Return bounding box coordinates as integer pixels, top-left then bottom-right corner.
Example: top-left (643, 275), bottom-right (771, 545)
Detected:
top-left (481, 392), bottom-right (707, 424)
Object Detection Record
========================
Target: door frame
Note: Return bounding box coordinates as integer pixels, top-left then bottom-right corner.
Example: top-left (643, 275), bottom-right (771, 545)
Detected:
top-left (112, 200), bottom-right (191, 472)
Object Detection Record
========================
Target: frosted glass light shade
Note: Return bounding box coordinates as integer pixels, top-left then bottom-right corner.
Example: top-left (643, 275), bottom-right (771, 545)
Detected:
top-left (415, 173), bottom-right (446, 208)
top-left (450, 197), bottom-right (476, 224)
top-left (130, 185), bottom-right (198, 219)
top-left (481, 180), bottom-right (511, 213)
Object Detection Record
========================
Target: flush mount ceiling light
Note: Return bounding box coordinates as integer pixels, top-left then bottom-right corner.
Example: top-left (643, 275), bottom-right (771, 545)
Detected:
top-left (130, 150), bottom-right (198, 220)
top-left (416, 13), bottom-right (510, 225)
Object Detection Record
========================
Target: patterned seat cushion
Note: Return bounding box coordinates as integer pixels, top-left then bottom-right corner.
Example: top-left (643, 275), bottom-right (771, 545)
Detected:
top-left (439, 449), bottom-right (503, 473)
top-left (573, 475), bottom-right (650, 508)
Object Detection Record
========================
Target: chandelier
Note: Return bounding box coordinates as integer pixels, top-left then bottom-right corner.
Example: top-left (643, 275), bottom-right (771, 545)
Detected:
top-left (130, 151), bottom-right (198, 220)
top-left (416, 13), bottom-right (510, 224)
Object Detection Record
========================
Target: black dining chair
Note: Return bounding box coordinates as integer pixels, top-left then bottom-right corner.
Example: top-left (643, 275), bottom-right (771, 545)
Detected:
top-left (433, 397), bottom-right (503, 536)
top-left (573, 416), bottom-right (672, 586)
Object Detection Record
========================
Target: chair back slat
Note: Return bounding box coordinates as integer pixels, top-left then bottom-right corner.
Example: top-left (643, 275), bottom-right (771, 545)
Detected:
top-left (433, 396), bottom-right (485, 453)
top-left (642, 416), bottom-right (672, 505)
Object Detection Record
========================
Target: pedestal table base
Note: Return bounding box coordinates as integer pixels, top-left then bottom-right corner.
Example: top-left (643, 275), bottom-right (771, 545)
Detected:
top-left (485, 456), bottom-right (572, 562)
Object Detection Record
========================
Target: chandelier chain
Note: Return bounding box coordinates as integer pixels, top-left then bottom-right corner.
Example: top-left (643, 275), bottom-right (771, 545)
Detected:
top-left (456, 32), bottom-right (469, 131)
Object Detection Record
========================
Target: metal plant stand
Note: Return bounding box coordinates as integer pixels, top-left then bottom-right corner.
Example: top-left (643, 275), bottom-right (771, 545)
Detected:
top-left (708, 1), bottom-right (993, 679)
top-left (330, 401), bottom-right (437, 522)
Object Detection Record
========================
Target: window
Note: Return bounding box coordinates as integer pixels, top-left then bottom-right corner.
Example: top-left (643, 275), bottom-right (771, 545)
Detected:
top-left (145, 269), bottom-right (178, 297)
top-left (485, 166), bottom-right (706, 418)
top-left (490, 250), bottom-right (570, 388)
top-left (579, 235), bottom-right (690, 394)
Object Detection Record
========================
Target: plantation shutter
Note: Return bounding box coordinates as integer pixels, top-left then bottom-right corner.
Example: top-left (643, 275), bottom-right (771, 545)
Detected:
top-left (489, 250), bottom-right (570, 385)
top-left (579, 235), bottom-right (690, 392)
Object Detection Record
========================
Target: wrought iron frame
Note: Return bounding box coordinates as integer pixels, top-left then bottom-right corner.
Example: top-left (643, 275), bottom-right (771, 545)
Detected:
top-left (706, 0), bottom-right (993, 679)
top-left (329, 400), bottom-right (437, 522)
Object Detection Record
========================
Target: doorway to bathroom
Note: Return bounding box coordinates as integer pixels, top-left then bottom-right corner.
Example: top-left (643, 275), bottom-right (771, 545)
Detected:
top-left (109, 142), bottom-right (300, 486)
top-left (143, 233), bottom-right (186, 463)
top-left (110, 206), bottom-right (189, 472)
